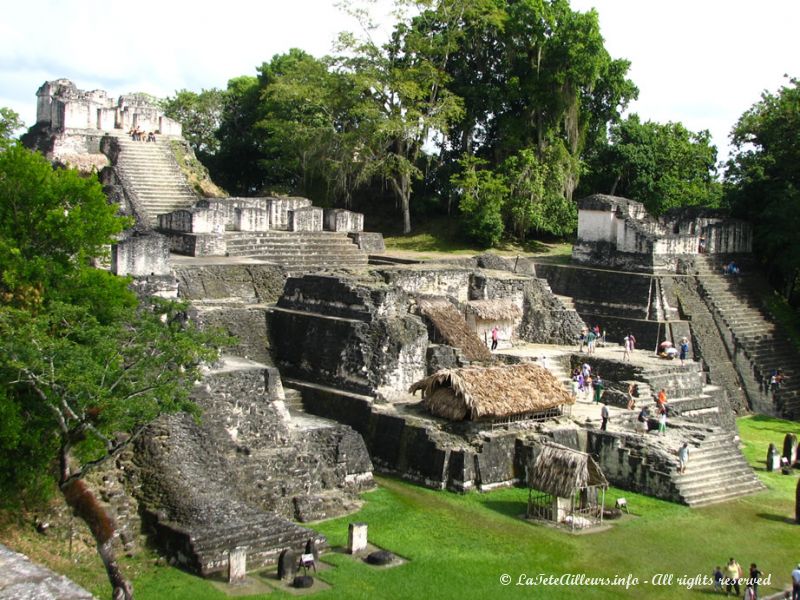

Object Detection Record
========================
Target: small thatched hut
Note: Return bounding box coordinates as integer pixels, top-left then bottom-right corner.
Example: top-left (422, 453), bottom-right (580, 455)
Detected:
top-left (465, 299), bottom-right (522, 350)
top-left (408, 364), bottom-right (573, 422)
top-left (417, 297), bottom-right (493, 362)
top-left (526, 442), bottom-right (608, 530)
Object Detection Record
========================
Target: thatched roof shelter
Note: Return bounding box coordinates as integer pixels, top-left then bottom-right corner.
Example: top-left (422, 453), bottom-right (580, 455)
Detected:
top-left (527, 443), bottom-right (608, 498)
top-left (417, 297), bottom-right (493, 362)
top-left (408, 363), bottom-right (574, 421)
top-left (466, 299), bottom-right (522, 321)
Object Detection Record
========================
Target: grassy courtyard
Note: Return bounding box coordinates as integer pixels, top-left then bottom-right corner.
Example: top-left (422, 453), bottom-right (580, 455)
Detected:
top-left (3, 416), bottom-right (798, 599)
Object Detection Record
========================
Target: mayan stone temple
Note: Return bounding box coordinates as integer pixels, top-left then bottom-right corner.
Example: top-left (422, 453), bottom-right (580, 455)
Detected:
top-left (20, 79), bottom-right (795, 578)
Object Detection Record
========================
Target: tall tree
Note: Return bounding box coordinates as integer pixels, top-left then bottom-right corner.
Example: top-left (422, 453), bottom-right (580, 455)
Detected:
top-left (581, 114), bottom-right (722, 215)
top-left (337, 11), bottom-right (464, 233)
top-left (163, 88), bottom-right (224, 158)
top-left (725, 77), bottom-right (800, 297)
top-left (212, 76), bottom-right (266, 195)
top-left (0, 145), bottom-right (223, 599)
top-left (0, 107), bottom-right (24, 145)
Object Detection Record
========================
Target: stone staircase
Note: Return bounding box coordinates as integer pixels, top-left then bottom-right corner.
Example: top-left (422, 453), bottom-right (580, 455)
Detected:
top-left (554, 294), bottom-right (576, 312)
top-left (673, 430), bottom-right (765, 507)
top-left (181, 513), bottom-right (319, 577)
top-left (694, 255), bottom-right (800, 418)
top-left (105, 131), bottom-right (197, 226)
top-left (224, 230), bottom-right (368, 270)
top-left (673, 275), bottom-right (749, 415)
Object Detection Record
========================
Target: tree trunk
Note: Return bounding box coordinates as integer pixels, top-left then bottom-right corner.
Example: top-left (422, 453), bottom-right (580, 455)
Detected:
top-left (61, 468), bottom-right (133, 599)
top-left (401, 174), bottom-right (411, 234)
top-left (390, 174), bottom-right (412, 234)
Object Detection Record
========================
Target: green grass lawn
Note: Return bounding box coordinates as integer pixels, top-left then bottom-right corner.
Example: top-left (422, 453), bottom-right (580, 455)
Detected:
top-left (4, 416), bottom-right (798, 599)
top-left (381, 216), bottom-right (573, 261)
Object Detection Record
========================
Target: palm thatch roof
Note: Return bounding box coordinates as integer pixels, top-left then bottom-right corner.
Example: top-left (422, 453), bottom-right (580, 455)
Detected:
top-left (408, 363), bottom-right (574, 421)
top-left (527, 442), bottom-right (608, 498)
top-left (417, 297), bottom-right (493, 362)
top-left (466, 299), bottom-right (522, 321)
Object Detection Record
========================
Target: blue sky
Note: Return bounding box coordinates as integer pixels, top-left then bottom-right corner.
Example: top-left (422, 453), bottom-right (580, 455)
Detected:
top-left (2, 0), bottom-right (798, 162)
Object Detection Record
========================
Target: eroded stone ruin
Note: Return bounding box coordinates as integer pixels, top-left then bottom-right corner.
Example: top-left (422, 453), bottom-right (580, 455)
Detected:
top-left (20, 79), bottom-right (787, 575)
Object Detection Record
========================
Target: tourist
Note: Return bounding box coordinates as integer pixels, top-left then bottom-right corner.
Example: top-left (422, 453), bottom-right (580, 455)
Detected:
top-left (658, 406), bottom-right (667, 435)
top-left (490, 326), bottom-right (499, 351)
top-left (725, 558), bottom-right (742, 597)
top-left (749, 563), bottom-right (761, 599)
top-left (677, 442), bottom-right (689, 474)
top-left (698, 236), bottom-right (706, 253)
top-left (578, 327), bottom-right (587, 352)
top-left (679, 337), bottom-right (690, 366)
top-left (637, 405), bottom-right (649, 432)
top-left (623, 333), bottom-right (635, 361)
top-left (627, 382), bottom-right (639, 410)
top-left (586, 328), bottom-right (597, 354)
top-left (657, 388), bottom-right (667, 408)
top-left (792, 563), bottom-right (800, 600)
top-left (584, 375), bottom-right (593, 401)
top-left (600, 403), bottom-right (609, 431)
top-left (581, 363), bottom-right (592, 380)
top-left (713, 566), bottom-right (724, 592)
top-left (147, 131), bottom-right (156, 142)
top-left (593, 374), bottom-right (604, 404)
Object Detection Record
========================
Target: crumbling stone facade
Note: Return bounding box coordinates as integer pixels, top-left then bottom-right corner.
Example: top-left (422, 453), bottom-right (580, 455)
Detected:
top-left (573, 194), bottom-right (752, 273)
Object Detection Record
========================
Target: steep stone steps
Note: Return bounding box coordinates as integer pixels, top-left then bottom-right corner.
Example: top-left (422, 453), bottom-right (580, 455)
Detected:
top-left (672, 431), bottom-right (765, 507)
top-left (222, 231), bottom-right (369, 270)
top-left (104, 131), bottom-right (198, 226)
top-left (693, 255), bottom-right (800, 418)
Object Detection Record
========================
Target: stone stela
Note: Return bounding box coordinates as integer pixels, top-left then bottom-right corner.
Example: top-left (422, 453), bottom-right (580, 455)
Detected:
top-left (348, 523), bottom-right (368, 554)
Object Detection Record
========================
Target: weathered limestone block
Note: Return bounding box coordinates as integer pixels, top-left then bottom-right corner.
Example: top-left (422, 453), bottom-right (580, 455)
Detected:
top-left (289, 207), bottom-right (323, 232)
top-left (174, 264), bottom-right (286, 304)
top-left (159, 207), bottom-right (224, 234)
top-left (268, 197), bottom-right (312, 230)
top-left (348, 523), bottom-right (368, 554)
top-left (164, 232), bottom-right (226, 256)
top-left (324, 209), bottom-right (364, 232)
top-left (228, 547), bottom-right (247, 584)
top-left (112, 232), bottom-right (170, 276)
top-left (199, 197), bottom-right (271, 230)
top-left (235, 206), bottom-right (269, 232)
top-left (348, 232), bottom-right (385, 254)
top-left (379, 267), bottom-right (473, 304)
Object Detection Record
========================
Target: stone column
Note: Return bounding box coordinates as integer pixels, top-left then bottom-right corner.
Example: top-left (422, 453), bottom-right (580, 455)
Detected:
top-left (348, 522), bottom-right (368, 554)
top-left (228, 546), bottom-right (247, 585)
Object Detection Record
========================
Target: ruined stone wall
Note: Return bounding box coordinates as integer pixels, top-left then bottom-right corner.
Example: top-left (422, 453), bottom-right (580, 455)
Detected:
top-left (519, 278), bottom-right (585, 344)
top-left (174, 264), bottom-right (287, 304)
top-left (296, 383), bottom-right (523, 491)
top-left (271, 275), bottom-right (428, 394)
top-left (380, 267), bottom-right (473, 303)
top-left (587, 431), bottom-right (681, 502)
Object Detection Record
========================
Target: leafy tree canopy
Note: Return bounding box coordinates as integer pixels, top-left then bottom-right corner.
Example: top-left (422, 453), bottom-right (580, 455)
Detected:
top-left (0, 107), bottom-right (24, 144)
top-left (0, 144), bottom-right (226, 599)
top-left (163, 88), bottom-right (224, 158)
top-left (725, 76), bottom-right (800, 297)
top-left (580, 114), bottom-right (722, 215)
